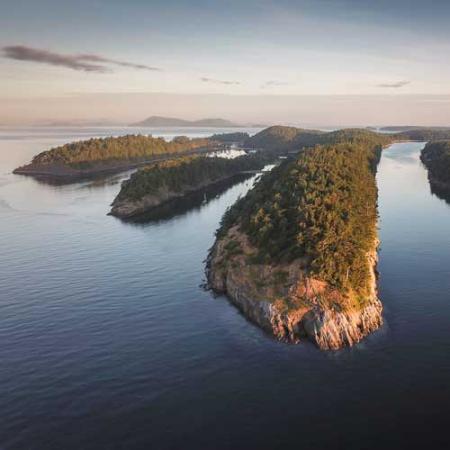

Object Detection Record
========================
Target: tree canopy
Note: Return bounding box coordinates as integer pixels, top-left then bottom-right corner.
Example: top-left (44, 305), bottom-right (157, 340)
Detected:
top-left (245, 126), bottom-right (393, 153)
top-left (31, 134), bottom-right (216, 167)
top-left (217, 140), bottom-right (383, 299)
top-left (115, 154), bottom-right (271, 202)
top-left (421, 141), bottom-right (450, 183)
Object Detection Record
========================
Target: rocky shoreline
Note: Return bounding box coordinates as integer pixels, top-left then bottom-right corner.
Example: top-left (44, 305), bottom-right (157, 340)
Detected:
top-left (13, 147), bottom-right (215, 184)
top-left (110, 173), bottom-right (250, 218)
top-left (206, 227), bottom-right (382, 350)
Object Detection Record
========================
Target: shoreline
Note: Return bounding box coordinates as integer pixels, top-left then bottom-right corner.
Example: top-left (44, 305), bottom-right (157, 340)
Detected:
top-left (109, 172), bottom-right (256, 219)
top-left (206, 227), bottom-right (382, 350)
top-left (12, 138), bottom-right (417, 185)
top-left (12, 147), bottom-right (217, 184)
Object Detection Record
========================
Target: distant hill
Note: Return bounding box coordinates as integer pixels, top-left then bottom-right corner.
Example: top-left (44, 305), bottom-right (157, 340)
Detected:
top-left (395, 127), bottom-right (450, 141)
top-left (380, 126), bottom-right (450, 133)
top-left (244, 126), bottom-right (325, 151)
top-left (130, 116), bottom-right (241, 127)
top-left (244, 126), bottom-right (393, 153)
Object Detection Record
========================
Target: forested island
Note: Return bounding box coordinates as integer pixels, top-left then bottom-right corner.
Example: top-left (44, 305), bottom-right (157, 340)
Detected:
top-left (210, 132), bottom-right (250, 143)
top-left (244, 126), bottom-right (394, 152)
top-left (381, 125), bottom-right (450, 135)
top-left (13, 123), bottom-right (450, 346)
top-left (207, 136), bottom-right (387, 350)
top-left (13, 135), bottom-right (221, 182)
top-left (396, 128), bottom-right (450, 141)
top-left (110, 154), bottom-right (271, 218)
top-left (421, 141), bottom-right (450, 201)
top-left (16, 125), bottom-right (446, 183)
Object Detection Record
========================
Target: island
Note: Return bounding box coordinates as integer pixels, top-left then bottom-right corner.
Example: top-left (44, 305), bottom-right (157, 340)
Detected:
top-left (244, 126), bottom-right (394, 152)
top-left (12, 126), bottom-right (398, 183)
top-left (420, 141), bottom-right (450, 201)
top-left (207, 136), bottom-right (387, 350)
top-left (129, 116), bottom-right (241, 128)
top-left (244, 126), bottom-right (326, 152)
top-left (210, 132), bottom-right (250, 143)
top-left (395, 127), bottom-right (450, 141)
top-left (109, 154), bottom-right (272, 218)
top-left (13, 134), bottom-right (222, 182)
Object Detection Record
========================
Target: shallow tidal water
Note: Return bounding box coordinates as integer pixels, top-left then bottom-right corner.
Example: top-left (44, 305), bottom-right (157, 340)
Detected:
top-left (0, 129), bottom-right (449, 449)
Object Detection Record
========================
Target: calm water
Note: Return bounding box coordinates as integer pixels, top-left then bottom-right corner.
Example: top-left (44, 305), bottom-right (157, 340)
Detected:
top-left (0, 130), bottom-right (449, 449)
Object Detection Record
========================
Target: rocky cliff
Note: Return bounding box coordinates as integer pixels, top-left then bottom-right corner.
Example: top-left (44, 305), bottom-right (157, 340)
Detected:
top-left (207, 226), bottom-right (382, 350)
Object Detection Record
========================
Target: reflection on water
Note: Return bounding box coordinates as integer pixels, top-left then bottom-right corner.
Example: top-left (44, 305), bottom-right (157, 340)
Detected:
top-left (119, 173), bottom-right (255, 225)
top-left (427, 176), bottom-right (450, 205)
top-left (0, 132), bottom-right (449, 450)
top-left (384, 141), bottom-right (450, 205)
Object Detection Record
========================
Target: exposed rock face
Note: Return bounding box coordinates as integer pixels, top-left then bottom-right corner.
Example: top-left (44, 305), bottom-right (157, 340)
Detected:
top-left (110, 186), bottom-right (188, 218)
top-left (207, 227), bottom-right (382, 350)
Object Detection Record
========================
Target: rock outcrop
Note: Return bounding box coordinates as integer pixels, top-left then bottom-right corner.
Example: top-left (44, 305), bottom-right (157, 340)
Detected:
top-left (207, 227), bottom-right (382, 350)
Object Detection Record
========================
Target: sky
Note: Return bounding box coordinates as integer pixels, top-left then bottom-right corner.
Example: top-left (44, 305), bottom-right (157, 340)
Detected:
top-left (1, 0), bottom-right (450, 126)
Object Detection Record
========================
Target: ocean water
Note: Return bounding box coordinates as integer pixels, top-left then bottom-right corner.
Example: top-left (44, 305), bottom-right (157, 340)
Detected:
top-left (0, 129), bottom-right (449, 449)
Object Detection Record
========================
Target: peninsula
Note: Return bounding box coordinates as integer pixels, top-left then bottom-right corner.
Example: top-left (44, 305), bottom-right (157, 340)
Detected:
top-left (244, 126), bottom-right (394, 152)
top-left (207, 135), bottom-right (387, 350)
top-left (13, 134), bottom-right (221, 182)
top-left (110, 154), bottom-right (271, 218)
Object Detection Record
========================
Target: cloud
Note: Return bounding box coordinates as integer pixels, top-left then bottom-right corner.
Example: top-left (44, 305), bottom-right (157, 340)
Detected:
top-left (2, 45), bottom-right (161, 73)
top-left (201, 77), bottom-right (240, 86)
top-left (2, 45), bottom-right (108, 72)
top-left (76, 54), bottom-right (161, 71)
top-left (377, 80), bottom-right (411, 88)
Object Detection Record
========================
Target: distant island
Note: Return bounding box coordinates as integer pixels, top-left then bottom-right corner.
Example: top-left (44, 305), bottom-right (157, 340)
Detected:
top-left (244, 126), bottom-right (394, 152)
top-left (16, 125), bottom-right (450, 185)
top-left (210, 132), bottom-right (250, 143)
top-left (13, 134), bottom-right (222, 182)
top-left (12, 126), bottom-right (399, 183)
top-left (381, 126), bottom-right (450, 132)
top-left (421, 141), bottom-right (450, 202)
top-left (207, 133), bottom-right (387, 350)
top-left (242, 125), bottom-right (450, 152)
top-left (110, 154), bottom-right (271, 218)
top-left (130, 116), bottom-right (241, 128)
top-left (384, 127), bottom-right (450, 141)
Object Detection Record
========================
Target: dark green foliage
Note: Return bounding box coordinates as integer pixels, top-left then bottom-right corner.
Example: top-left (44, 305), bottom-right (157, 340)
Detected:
top-left (218, 141), bottom-right (383, 297)
top-left (115, 154), bottom-right (271, 202)
top-left (224, 239), bottom-right (243, 256)
top-left (245, 126), bottom-right (325, 152)
top-left (210, 132), bottom-right (250, 143)
top-left (245, 126), bottom-right (393, 154)
top-left (32, 135), bottom-right (215, 167)
top-left (421, 141), bottom-right (450, 183)
top-left (322, 128), bottom-right (393, 147)
top-left (397, 128), bottom-right (450, 141)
